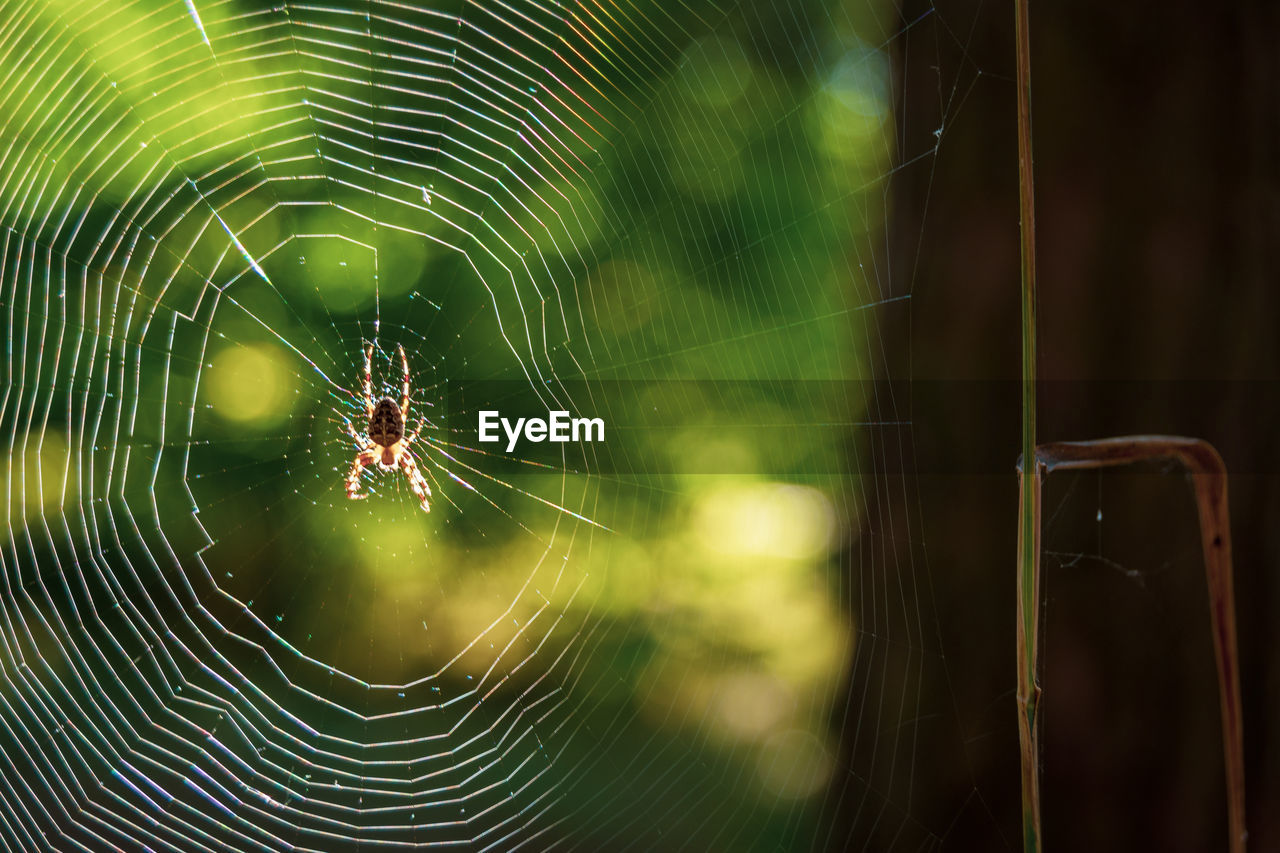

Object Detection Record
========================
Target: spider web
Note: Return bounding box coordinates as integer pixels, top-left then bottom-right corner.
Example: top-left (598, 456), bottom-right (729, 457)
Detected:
top-left (0, 0), bottom-right (978, 849)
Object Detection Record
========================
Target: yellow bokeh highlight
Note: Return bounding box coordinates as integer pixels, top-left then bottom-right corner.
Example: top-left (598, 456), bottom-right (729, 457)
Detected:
top-left (327, 469), bottom-right (855, 804)
top-left (208, 344), bottom-right (295, 425)
top-left (712, 671), bottom-right (796, 740)
top-left (693, 482), bottom-right (836, 561)
top-left (756, 728), bottom-right (833, 800)
top-left (616, 476), bottom-right (852, 802)
top-left (4, 431), bottom-right (75, 529)
top-left (812, 41), bottom-right (892, 171)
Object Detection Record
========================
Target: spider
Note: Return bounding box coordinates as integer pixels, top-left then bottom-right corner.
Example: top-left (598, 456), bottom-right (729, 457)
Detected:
top-left (343, 342), bottom-right (432, 512)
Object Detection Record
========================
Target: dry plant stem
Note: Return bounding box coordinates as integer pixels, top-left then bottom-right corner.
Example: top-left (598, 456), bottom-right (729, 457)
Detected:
top-left (1016, 457), bottom-right (1042, 852)
top-left (1019, 436), bottom-right (1246, 853)
top-left (1013, 0), bottom-right (1040, 846)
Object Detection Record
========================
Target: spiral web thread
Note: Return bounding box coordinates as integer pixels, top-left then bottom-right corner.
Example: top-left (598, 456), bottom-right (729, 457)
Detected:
top-left (0, 0), bottom-right (957, 849)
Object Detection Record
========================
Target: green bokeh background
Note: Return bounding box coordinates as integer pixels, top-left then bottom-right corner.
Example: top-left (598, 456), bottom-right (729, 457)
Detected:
top-left (0, 0), bottom-right (895, 849)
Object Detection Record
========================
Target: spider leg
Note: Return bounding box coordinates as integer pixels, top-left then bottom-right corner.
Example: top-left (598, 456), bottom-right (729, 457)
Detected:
top-left (343, 418), bottom-right (365, 445)
top-left (398, 447), bottom-right (432, 512)
top-left (346, 448), bottom-right (377, 500)
top-left (363, 342), bottom-right (375, 417)
top-left (398, 343), bottom-right (411, 419)
top-left (401, 418), bottom-right (427, 447)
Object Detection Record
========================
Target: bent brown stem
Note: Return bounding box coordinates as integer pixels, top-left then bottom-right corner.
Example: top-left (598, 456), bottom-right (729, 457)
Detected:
top-left (1017, 435), bottom-right (1245, 853)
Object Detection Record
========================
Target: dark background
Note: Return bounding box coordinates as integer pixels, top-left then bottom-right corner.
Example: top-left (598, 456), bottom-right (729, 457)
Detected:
top-left (831, 0), bottom-right (1278, 849)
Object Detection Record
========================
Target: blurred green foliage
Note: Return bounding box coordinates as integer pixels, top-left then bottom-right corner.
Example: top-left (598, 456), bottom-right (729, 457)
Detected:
top-left (2, 0), bottom-right (892, 848)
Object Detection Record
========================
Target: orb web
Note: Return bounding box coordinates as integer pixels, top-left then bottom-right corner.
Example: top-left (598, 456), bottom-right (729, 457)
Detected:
top-left (0, 0), bottom-right (961, 849)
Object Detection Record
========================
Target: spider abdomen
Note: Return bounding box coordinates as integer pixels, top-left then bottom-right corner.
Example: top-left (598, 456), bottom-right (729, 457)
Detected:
top-left (369, 397), bottom-right (404, 445)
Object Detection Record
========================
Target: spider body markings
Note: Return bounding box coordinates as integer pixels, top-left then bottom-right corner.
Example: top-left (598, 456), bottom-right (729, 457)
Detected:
top-left (344, 343), bottom-right (432, 511)
top-left (368, 397), bottom-right (404, 456)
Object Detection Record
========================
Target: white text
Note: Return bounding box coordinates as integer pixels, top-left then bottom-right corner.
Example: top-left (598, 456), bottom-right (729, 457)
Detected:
top-left (478, 410), bottom-right (605, 452)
